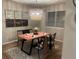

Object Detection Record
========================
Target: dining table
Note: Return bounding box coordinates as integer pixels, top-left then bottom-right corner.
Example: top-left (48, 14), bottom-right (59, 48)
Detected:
top-left (18, 32), bottom-right (49, 55)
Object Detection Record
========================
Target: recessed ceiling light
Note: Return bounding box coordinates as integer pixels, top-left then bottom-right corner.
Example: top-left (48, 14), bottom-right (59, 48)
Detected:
top-left (31, 13), bottom-right (35, 15)
top-left (36, 12), bottom-right (40, 15)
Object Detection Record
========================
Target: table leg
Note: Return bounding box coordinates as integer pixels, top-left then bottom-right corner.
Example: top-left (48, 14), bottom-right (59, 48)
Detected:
top-left (38, 38), bottom-right (40, 59)
top-left (21, 39), bottom-right (34, 55)
top-left (29, 39), bottom-right (34, 55)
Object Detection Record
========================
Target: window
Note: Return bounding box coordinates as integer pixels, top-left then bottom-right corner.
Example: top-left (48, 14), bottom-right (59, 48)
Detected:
top-left (56, 11), bottom-right (65, 27)
top-left (47, 11), bottom-right (65, 28)
top-left (47, 12), bottom-right (55, 26)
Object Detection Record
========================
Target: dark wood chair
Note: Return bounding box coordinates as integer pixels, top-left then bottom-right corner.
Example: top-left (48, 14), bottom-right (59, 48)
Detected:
top-left (33, 37), bottom-right (45, 59)
top-left (47, 33), bottom-right (56, 50)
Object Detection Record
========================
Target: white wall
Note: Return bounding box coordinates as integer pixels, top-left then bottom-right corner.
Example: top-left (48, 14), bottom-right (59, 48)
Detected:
top-left (45, 3), bottom-right (65, 42)
top-left (2, 0), bottom-right (66, 44)
top-left (46, 27), bottom-right (64, 42)
top-left (2, 0), bottom-right (31, 44)
top-left (62, 0), bottom-right (76, 59)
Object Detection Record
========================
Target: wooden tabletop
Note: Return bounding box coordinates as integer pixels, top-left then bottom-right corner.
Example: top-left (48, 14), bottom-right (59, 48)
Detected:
top-left (18, 32), bottom-right (49, 40)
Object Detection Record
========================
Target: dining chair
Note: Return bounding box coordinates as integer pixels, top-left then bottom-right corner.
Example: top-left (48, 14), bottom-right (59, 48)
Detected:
top-left (47, 33), bottom-right (56, 50)
top-left (33, 37), bottom-right (45, 59)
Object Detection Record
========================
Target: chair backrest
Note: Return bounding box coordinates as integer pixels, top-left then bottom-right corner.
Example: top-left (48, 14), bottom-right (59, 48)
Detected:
top-left (48, 33), bottom-right (56, 41)
top-left (22, 29), bottom-right (32, 34)
top-left (52, 33), bottom-right (56, 42)
top-left (47, 33), bottom-right (56, 49)
top-left (17, 30), bottom-right (23, 35)
top-left (17, 29), bottom-right (32, 35)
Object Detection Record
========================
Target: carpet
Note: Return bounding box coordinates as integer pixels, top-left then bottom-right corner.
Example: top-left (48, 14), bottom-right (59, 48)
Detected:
top-left (5, 41), bottom-right (62, 59)
top-left (6, 47), bottom-right (44, 59)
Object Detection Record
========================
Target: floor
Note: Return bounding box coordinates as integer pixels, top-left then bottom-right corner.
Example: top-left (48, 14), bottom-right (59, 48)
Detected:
top-left (2, 41), bottom-right (63, 59)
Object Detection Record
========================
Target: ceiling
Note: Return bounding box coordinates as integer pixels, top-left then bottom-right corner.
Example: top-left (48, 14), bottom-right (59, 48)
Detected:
top-left (12, 0), bottom-right (65, 5)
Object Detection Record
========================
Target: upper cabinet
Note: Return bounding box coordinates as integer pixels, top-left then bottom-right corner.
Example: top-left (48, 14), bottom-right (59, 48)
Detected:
top-left (22, 12), bottom-right (28, 19)
top-left (15, 11), bottom-right (22, 19)
top-left (5, 10), bottom-right (29, 19)
top-left (5, 10), bottom-right (14, 19)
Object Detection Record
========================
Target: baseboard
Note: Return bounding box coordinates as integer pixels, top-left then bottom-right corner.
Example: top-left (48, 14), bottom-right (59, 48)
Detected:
top-left (2, 39), bottom-right (63, 45)
top-left (2, 40), bottom-right (17, 45)
top-left (55, 40), bottom-right (63, 43)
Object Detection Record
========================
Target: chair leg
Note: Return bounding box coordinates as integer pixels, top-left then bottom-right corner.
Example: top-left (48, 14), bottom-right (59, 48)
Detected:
top-left (38, 49), bottom-right (40, 59)
top-left (52, 43), bottom-right (55, 49)
top-left (17, 39), bottom-right (19, 47)
top-left (37, 38), bottom-right (40, 59)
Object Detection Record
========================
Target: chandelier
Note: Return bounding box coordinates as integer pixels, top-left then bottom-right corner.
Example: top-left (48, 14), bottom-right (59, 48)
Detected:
top-left (29, 0), bottom-right (43, 20)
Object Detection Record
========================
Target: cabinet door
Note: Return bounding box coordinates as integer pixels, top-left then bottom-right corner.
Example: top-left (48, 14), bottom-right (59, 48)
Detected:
top-left (5, 10), bottom-right (14, 19)
top-left (22, 12), bottom-right (28, 19)
top-left (6, 19), bottom-right (14, 27)
top-left (15, 11), bottom-right (22, 19)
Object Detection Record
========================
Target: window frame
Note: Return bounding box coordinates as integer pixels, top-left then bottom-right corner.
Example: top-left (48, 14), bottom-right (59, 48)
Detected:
top-left (47, 11), bottom-right (65, 28)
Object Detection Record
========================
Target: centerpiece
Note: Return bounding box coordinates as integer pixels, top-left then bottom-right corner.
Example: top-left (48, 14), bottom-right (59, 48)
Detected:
top-left (33, 27), bottom-right (39, 35)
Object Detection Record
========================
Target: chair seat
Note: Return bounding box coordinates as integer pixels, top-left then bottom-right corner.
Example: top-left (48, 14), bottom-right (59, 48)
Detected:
top-left (35, 46), bottom-right (43, 50)
top-left (33, 41), bottom-right (44, 50)
top-left (36, 43), bottom-right (44, 49)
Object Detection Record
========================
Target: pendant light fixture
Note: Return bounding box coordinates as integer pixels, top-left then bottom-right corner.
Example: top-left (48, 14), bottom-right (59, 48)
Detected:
top-left (30, 0), bottom-right (43, 20)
